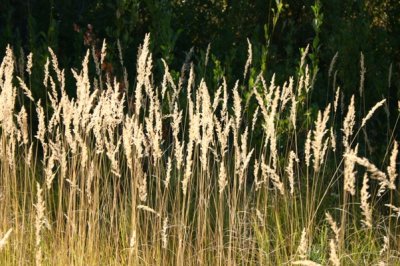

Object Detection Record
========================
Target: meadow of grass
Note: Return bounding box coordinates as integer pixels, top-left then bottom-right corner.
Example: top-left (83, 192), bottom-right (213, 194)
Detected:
top-left (0, 35), bottom-right (399, 265)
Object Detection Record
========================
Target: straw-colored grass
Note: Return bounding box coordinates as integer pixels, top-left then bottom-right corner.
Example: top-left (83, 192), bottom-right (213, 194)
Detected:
top-left (0, 36), bottom-right (399, 265)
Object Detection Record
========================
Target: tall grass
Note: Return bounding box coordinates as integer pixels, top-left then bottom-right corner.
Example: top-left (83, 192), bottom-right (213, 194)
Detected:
top-left (0, 35), bottom-right (399, 265)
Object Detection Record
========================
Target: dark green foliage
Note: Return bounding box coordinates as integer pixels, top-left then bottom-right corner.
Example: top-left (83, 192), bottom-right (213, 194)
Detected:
top-left (1, 0), bottom-right (399, 153)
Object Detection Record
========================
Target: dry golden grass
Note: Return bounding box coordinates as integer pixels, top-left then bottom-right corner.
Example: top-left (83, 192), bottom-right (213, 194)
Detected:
top-left (0, 36), bottom-right (399, 265)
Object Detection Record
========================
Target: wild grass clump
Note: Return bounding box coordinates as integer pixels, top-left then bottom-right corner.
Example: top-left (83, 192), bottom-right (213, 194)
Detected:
top-left (0, 35), bottom-right (399, 265)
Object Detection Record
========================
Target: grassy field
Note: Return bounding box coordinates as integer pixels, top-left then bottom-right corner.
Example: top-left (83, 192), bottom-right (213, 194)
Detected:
top-left (0, 35), bottom-right (399, 265)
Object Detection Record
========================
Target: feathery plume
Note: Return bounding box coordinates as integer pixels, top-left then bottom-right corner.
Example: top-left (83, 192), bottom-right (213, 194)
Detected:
top-left (385, 204), bottom-right (400, 218)
top-left (359, 52), bottom-right (365, 97)
top-left (380, 236), bottom-right (389, 256)
top-left (261, 162), bottom-right (284, 195)
top-left (348, 154), bottom-right (388, 195)
top-left (330, 127), bottom-right (336, 152)
top-left (329, 239), bottom-right (340, 266)
top-left (135, 33), bottom-right (151, 116)
top-left (297, 228), bottom-right (308, 259)
top-left (212, 85), bottom-right (222, 112)
top-left (26, 52), bottom-right (33, 75)
top-left (239, 127), bottom-right (254, 189)
top-left (361, 99), bottom-right (386, 127)
top-left (137, 205), bottom-right (160, 217)
top-left (43, 57), bottom-right (49, 85)
top-left (255, 209), bottom-right (264, 225)
top-left (325, 212), bottom-right (340, 244)
top-left (304, 65), bottom-right (311, 93)
top-left (105, 136), bottom-right (121, 177)
top-left (286, 151), bottom-right (299, 195)
top-left (161, 58), bottom-right (176, 100)
top-left (16, 106), bottom-right (29, 144)
top-left (35, 100), bottom-right (46, 145)
top-left (342, 95), bottom-right (356, 151)
top-left (280, 77), bottom-right (293, 111)
top-left (333, 87), bottom-right (340, 113)
top-left (312, 104), bottom-right (331, 172)
top-left (290, 96), bottom-right (297, 129)
top-left (305, 130), bottom-right (312, 167)
top-left (139, 174), bottom-right (147, 202)
top-left (0, 229), bottom-right (13, 250)
top-left (233, 81), bottom-right (241, 130)
top-left (300, 45), bottom-right (310, 70)
top-left (387, 141), bottom-right (398, 190)
top-left (86, 162), bottom-right (94, 205)
top-left (100, 39), bottom-right (107, 66)
top-left (25, 143), bottom-right (33, 166)
top-left (45, 151), bottom-right (56, 190)
top-left (34, 183), bottom-right (45, 266)
top-left (48, 47), bottom-right (62, 83)
top-left (165, 156), bottom-right (172, 188)
top-left (254, 159), bottom-right (263, 190)
top-left (161, 217), bottom-right (168, 249)
top-left (360, 173), bottom-right (372, 228)
top-left (343, 146), bottom-right (358, 196)
top-left (171, 103), bottom-right (184, 170)
top-left (182, 139), bottom-right (194, 196)
top-left (243, 38), bottom-right (252, 79)
top-left (251, 106), bottom-right (259, 132)
top-left (218, 162), bottom-right (228, 194)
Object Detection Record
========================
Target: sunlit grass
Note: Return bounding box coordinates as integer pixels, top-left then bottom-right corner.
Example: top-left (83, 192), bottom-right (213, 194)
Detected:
top-left (0, 36), bottom-right (399, 265)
